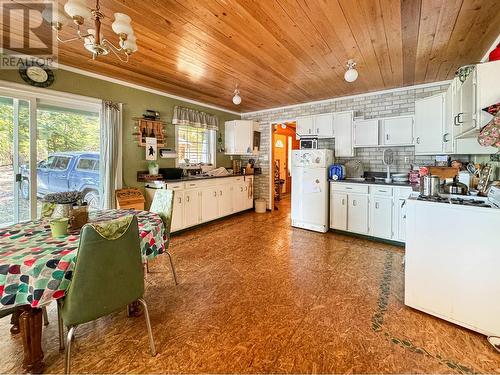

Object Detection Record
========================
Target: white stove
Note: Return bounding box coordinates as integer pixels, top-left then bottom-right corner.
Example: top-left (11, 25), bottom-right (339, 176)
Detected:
top-left (411, 185), bottom-right (500, 209)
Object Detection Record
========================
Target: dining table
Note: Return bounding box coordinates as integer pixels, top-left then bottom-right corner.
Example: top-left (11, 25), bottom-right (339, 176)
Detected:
top-left (0, 209), bottom-right (166, 373)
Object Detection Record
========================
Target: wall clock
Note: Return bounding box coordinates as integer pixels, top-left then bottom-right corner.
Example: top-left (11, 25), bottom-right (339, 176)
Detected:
top-left (18, 63), bottom-right (55, 88)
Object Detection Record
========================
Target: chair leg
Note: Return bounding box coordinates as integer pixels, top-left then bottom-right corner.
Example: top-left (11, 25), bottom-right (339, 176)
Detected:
top-left (166, 251), bottom-right (178, 285)
top-left (57, 300), bottom-right (65, 351)
top-left (137, 298), bottom-right (156, 357)
top-left (65, 326), bottom-right (77, 374)
top-left (42, 306), bottom-right (49, 326)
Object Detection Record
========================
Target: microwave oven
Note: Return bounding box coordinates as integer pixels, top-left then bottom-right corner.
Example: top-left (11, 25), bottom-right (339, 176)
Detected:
top-left (299, 138), bottom-right (318, 149)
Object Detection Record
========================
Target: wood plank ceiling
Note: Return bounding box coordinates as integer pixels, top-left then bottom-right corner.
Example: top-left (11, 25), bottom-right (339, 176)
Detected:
top-left (5, 0), bottom-right (500, 112)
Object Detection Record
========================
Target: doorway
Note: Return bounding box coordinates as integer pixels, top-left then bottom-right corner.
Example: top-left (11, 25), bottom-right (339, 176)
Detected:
top-left (272, 121), bottom-right (299, 209)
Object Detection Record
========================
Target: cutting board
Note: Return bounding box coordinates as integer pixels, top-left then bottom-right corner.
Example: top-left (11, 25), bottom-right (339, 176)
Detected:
top-left (428, 166), bottom-right (459, 179)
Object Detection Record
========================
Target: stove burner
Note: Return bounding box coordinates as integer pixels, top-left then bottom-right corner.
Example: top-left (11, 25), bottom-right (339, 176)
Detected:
top-left (417, 194), bottom-right (492, 208)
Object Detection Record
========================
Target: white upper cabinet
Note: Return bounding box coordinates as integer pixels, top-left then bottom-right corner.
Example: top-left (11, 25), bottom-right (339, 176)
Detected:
top-left (333, 111), bottom-right (354, 157)
top-left (354, 119), bottom-right (379, 147)
top-left (225, 120), bottom-right (259, 155)
top-left (296, 116), bottom-right (315, 136)
top-left (415, 93), bottom-right (445, 155)
top-left (443, 81), bottom-right (455, 154)
top-left (381, 116), bottom-right (414, 146)
top-left (314, 113), bottom-right (334, 138)
top-left (296, 114), bottom-right (334, 138)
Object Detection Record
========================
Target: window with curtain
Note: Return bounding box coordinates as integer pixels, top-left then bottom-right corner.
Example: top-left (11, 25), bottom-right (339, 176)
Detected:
top-left (176, 125), bottom-right (215, 165)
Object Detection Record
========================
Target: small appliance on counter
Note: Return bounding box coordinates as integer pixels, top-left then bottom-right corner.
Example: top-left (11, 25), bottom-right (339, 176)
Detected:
top-left (420, 175), bottom-right (440, 197)
top-left (159, 168), bottom-right (183, 180)
top-left (328, 164), bottom-right (345, 180)
top-left (299, 138), bottom-right (318, 149)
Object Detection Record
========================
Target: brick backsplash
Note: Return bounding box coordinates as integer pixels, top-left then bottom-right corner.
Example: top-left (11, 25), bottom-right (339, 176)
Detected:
top-left (241, 82), bottom-right (479, 206)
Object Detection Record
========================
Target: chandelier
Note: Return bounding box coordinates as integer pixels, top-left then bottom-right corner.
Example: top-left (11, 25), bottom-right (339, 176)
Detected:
top-left (42, 0), bottom-right (137, 62)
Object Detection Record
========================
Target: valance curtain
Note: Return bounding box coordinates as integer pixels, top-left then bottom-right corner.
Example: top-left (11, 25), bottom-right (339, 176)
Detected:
top-left (100, 101), bottom-right (123, 209)
top-left (172, 105), bottom-right (219, 130)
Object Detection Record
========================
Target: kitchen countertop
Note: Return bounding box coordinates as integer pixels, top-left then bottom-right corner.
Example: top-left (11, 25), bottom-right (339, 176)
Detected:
top-left (153, 174), bottom-right (256, 184)
top-left (330, 178), bottom-right (419, 191)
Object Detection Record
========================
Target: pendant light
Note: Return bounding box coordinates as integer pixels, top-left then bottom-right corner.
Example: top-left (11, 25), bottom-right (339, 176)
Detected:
top-left (232, 87), bottom-right (242, 105)
top-left (344, 59), bottom-right (358, 83)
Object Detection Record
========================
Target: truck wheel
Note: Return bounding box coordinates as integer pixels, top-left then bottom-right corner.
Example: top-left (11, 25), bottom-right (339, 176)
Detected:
top-left (83, 190), bottom-right (100, 209)
top-left (20, 179), bottom-right (29, 200)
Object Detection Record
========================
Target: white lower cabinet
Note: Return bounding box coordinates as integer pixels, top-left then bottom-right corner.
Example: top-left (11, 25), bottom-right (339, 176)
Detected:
top-left (347, 194), bottom-right (369, 234)
top-left (329, 192), bottom-right (347, 230)
top-left (184, 189), bottom-right (201, 227)
top-left (370, 196), bottom-right (393, 239)
top-left (330, 183), bottom-right (413, 242)
top-left (171, 191), bottom-right (184, 232)
top-left (165, 176), bottom-right (253, 232)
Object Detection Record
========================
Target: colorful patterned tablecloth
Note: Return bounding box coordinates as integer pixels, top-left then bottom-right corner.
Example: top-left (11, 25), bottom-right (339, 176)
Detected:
top-left (0, 210), bottom-right (165, 310)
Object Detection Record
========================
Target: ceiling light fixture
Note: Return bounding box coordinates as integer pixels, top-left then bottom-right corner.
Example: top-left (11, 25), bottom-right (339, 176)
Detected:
top-left (344, 59), bottom-right (358, 83)
top-left (42, 0), bottom-right (137, 62)
top-left (232, 86), bottom-right (242, 105)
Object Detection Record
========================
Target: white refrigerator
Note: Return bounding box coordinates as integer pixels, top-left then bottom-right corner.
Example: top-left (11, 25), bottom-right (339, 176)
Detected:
top-left (291, 149), bottom-right (333, 233)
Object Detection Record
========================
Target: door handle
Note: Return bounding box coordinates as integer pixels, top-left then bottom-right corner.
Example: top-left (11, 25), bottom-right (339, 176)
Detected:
top-left (443, 133), bottom-right (450, 143)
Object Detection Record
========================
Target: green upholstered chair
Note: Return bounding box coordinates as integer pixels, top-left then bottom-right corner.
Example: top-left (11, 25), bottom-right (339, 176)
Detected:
top-left (149, 189), bottom-right (178, 284)
top-left (57, 215), bottom-right (156, 374)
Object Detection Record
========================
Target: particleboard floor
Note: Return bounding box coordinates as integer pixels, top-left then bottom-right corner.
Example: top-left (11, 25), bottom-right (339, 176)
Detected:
top-left (1, 198), bottom-right (499, 374)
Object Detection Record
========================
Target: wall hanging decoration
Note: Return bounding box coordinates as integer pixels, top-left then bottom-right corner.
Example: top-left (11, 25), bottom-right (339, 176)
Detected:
top-left (145, 137), bottom-right (157, 160)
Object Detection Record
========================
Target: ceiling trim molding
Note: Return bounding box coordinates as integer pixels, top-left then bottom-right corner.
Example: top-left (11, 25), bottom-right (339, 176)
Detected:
top-left (242, 80), bottom-right (452, 116)
top-left (56, 63), bottom-right (242, 116)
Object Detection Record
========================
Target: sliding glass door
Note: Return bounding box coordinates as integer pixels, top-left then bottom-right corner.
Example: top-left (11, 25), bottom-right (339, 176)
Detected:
top-left (0, 87), bottom-right (102, 228)
top-left (0, 96), bottom-right (35, 227)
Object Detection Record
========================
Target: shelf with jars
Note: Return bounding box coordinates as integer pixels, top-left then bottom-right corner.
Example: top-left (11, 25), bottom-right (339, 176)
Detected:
top-left (132, 118), bottom-right (168, 147)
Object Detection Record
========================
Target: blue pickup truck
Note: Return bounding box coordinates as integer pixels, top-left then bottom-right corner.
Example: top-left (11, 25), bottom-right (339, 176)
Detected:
top-left (20, 152), bottom-right (100, 208)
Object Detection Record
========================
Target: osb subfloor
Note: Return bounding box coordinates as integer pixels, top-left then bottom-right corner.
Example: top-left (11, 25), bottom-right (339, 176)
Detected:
top-left (1, 198), bottom-right (499, 374)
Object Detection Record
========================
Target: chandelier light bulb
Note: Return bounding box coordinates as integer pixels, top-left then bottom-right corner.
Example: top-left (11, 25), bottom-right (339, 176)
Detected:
top-left (344, 59), bottom-right (358, 83)
top-left (64, 0), bottom-right (91, 21)
top-left (232, 89), bottom-right (241, 105)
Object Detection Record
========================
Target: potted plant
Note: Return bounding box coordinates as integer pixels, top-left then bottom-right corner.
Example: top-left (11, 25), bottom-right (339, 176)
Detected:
top-left (43, 191), bottom-right (83, 219)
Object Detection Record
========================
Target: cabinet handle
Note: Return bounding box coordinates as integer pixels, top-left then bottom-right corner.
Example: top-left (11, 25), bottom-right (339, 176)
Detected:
top-left (178, 197), bottom-right (182, 204)
top-left (240, 187), bottom-right (243, 192)
top-left (378, 190), bottom-right (387, 193)
top-left (345, 187), bottom-right (352, 190)
top-left (401, 200), bottom-right (406, 208)
top-left (186, 196), bottom-right (190, 202)
top-left (353, 200), bottom-right (357, 206)
top-left (416, 137), bottom-right (420, 144)
top-left (213, 191), bottom-right (217, 197)
top-left (453, 115), bottom-right (459, 126)
top-left (386, 134), bottom-right (389, 141)
top-left (457, 112), bottom-right (463, 124)
top-left (245, 186), bottom-right (248, 191)
top-left (375, 202), bottom-right (379, 209)
top-left (220, 190), bottom-right (223, 196)
top-left (341, 198), bottom-right (345, 205)
top-left (443, 133), bottom-right (450, 143)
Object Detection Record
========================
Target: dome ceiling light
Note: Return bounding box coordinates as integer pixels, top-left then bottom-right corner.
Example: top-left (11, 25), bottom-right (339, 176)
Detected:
top-left (344, 59), bottom-right (359, 83)
top-left (232, 86), bottom-right (242, 105)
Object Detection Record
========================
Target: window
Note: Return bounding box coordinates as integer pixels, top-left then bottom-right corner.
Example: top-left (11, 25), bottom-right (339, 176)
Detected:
top-left (76, 158), bottom-right (97, 171)
top-left (176, 125), bottom-right (215, 165)
top-left (51, 156), bottom-right (71, 170)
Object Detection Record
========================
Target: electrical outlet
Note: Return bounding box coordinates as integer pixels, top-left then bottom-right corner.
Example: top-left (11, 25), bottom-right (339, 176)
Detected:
top-left (491, 154), bottom-right (500, 162)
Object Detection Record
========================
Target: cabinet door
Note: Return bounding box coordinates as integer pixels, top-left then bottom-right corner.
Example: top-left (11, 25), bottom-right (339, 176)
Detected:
top-left (224, 121), bottom-right (235, 154)
top-left (314, 113), bottom-right (334, 138)
top-left (245, 178), bottom-right (254, 209)
top-left (370, 196), bottom-right (393, 239)
top-left (415, 94), bottom-right (444, 154)
top-left (232, 183), bottom-right (245, 212)
top-left (354, 119), bottom-right (379, 147)
top-left (184, 190), bottom-right (201, 227)
top-left (297, 116), bottom-right (314, 136)
top-left (233, 120), bottom-right (253, 154)
top-left (333, 111), bottom-right (354, 157)
top-left (218, 184), bottom-right (233, 217)
top-left (382, 116), bottom-right (413, 145)
top-left (458, 71), bottom-right (476, 135)
top-left (330, 192), bottom-right (347, 230)
top-left (396, 199), bottom-right (407, 241)
top-left (347, 194), bottom-right (368, 234)
top-left (443, 83), bottom-right (455, 154)
top-left (171, 191), bottom-right (184, 232)
top-left (200, 187), bottom-right (218, 223)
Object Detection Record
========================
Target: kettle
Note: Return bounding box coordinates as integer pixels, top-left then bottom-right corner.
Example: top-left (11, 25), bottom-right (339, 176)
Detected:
top-left (443, 177), bottom-right (469, 195)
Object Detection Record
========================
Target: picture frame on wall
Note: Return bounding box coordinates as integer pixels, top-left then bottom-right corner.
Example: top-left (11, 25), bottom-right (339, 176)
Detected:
top-left (145, 137), bottom-right (157, 160)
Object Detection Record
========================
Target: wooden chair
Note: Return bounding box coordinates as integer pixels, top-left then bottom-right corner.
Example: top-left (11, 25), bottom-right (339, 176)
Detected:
top-left (57, 215), bottom-right (156, 374)
top-left (149, 189), bottom-right (178, 285)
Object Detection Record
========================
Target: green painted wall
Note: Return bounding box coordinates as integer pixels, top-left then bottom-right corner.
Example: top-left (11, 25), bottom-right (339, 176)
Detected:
top-left (0, 68), bottom-right (240, 189)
